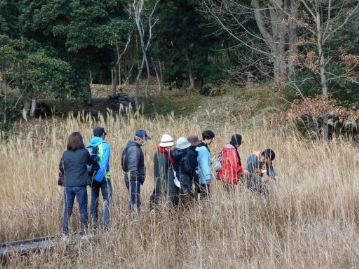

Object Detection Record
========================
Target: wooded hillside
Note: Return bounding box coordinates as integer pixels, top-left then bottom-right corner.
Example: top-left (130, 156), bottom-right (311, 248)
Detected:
top-left (0, 0), bottom-right (358, 128)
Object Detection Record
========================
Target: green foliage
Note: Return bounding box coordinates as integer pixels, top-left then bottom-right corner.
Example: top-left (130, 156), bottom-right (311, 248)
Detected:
top-left (142, 91), bottom-right (202, 117)
top-left (153, 0), bottom-right (223, 87)
top-left (295, 66), bottom-right (359, 107)
top-left (23, 51), bottom-right (71, 97)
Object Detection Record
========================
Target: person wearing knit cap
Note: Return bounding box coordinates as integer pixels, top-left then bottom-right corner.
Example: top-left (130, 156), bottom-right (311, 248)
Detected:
top-left (216, 134), bottom-right (245, 192)
top-left (149, 134), bottom-right (175, 209)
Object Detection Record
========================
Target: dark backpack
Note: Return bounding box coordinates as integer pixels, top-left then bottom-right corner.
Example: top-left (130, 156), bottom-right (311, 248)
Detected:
top-left (181, 150), bottom-right (195, 176)
top-left (87, 144), bottom-right (101, 178)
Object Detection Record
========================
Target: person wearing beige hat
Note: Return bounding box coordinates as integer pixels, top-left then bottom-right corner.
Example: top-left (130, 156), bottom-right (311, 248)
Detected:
top-left (149, 134), bottom-right (175, 209)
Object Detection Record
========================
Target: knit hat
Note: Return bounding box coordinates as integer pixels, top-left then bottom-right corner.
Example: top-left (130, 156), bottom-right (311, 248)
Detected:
top-left (187, 135), bottom-right (201, 146)
top-left (159, 134), bottom-right (174, 147)
top-left (175, 137), bottom-right (191, 150)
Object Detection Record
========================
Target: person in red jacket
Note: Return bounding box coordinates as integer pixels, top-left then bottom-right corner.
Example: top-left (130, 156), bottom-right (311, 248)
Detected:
top-left (216, 134), bottom-right (245, 191)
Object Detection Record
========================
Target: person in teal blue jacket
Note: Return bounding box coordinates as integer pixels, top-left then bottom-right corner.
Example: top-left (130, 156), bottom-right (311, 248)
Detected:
top-left (88, 127), bottom-right (112, 230)
top-left (196, 130), bottom-right (215, 200)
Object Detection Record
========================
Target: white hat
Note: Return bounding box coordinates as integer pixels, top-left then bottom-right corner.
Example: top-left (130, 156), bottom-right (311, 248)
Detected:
top-left (159, 134), bottom-right (174, 147)
top-left (175, 137), bottom-right (191, 150)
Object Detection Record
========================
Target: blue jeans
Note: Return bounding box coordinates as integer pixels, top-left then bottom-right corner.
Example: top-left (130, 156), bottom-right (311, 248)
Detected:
top-left (90, 179), bottom-right (112, 230)
top-left (63, 186), bottom-right (88, 235)
top-left (125, 179), bottom-right (141, 211)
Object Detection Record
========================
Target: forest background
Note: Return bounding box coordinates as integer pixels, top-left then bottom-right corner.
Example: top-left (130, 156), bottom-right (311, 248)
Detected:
top-left (0, 0), bottom-right (358, 132)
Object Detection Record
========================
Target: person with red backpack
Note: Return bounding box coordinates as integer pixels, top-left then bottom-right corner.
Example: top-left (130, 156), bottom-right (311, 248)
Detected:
top-left (216, 134), bottom-right (245, 192)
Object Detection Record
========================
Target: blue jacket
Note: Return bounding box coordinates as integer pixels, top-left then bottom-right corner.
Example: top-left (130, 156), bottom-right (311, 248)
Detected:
top-left (88, 137), bottom-right (111, 182)
top-left (246, 153), bottom-right (276, 178)
top-left (196, 143), bottom-right (213, 184)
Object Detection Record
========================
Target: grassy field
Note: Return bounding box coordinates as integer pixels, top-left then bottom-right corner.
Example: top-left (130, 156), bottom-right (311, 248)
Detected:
top-left (1, 110), bottom-right (359, 268)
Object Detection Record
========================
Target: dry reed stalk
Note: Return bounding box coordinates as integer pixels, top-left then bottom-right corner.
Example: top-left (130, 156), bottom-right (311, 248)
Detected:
top-left (0, 112), bottom-right (358, 268)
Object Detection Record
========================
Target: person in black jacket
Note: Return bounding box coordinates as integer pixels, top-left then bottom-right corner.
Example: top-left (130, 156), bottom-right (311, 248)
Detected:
top-left (122, 129), bottom-right (150, 212)
top-left (171, 137), bottom-right (193, 207)
top-left (59, 132), bottom-right (95, 237)
top-left (149, 134), bottom-right (175, 210)
top-left (187, 135), bottom-right (200, 200)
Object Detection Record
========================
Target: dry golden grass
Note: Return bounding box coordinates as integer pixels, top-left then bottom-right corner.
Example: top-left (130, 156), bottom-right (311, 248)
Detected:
top-left (1, 111), bottom-right (359, 268)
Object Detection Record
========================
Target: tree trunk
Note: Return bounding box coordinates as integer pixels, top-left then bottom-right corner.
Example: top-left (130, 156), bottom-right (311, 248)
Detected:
top-left (87, 71), bottom-right (92, 105)
top-left (287, 0), bottom-right (299, 81)
top-left (144, 52), bottom-right (150, 98)
top-left (22, 99), bottom-right (31, 120)
top-left (1, 80), bottom-right (6, 124)
top-left (111, 66), bottom-right (117, 96)
top-left (185, 50), bottom-right (195, 89)
top-left (0, 81), bottom-right (4, 96)
top-left (269, 1), bottom-right (287, 83)
top-left (134, 56), bottom-right (146, 111)
top-left (252, 0), bottom-right (289, 84)
top-left (29, 98), bottom-right (37, 118)
top-left (118, 62), bottom-right (122, 88)
top-left (152, 57), bottom-right (163, 93)
top-left (316, 12), bottom-right (328, 96)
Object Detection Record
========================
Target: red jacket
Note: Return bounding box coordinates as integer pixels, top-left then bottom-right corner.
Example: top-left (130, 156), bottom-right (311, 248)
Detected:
top-left (216, 144), bottom-right (244, 185)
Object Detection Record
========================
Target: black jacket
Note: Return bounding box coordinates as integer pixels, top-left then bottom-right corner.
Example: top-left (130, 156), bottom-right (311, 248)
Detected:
top-left (186, 146), bottom-right (199, 179)
top-left (154, 151), bottom-right (174, 182)
top-left (171, 148), bottom-right (187, 176)
top-left (59, 148), bottom-right (93, 187)
top-left (122, 140), bottom-right (146, 183)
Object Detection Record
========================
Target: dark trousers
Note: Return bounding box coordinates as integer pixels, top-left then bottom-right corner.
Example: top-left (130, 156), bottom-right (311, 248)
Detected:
top-left (222, 182), bottom-right (236, 193)
top-left (90, 179), bottom-right (112, 230)
top-left (181, 174), bottom-right (193, 195)
top-left (125, 179), bottom-right (141, 211)
top-left (150, 176), bottom-right (170, 209)
top-left (198, 183), bottom-right (211, 200)
top-left (246, 175), bottom-right (269, 197)
top-left (63, 186), bottom-right (88, 235)
top-left (168, 175), bottom-right (179, 206)
top-left (179, 174), bottom-right (194, 207)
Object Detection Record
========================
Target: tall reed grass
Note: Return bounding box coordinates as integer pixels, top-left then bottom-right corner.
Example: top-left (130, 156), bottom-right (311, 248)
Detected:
top-left (1, 111), bottom-right (358, 268)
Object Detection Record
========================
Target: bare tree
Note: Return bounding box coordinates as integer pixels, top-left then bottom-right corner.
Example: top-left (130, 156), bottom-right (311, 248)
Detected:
top-left (296, 0), bottom-right (359, 96)
top-left (202, 0), bottom-right (299, 83)
top-left (132, 0), bottom-right (160, 109)
top-left (115, 28), bottom-right (133, 94)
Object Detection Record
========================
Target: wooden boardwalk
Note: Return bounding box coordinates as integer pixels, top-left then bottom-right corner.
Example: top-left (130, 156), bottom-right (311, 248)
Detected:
top-left (0, 234), bottom-right (87, 265)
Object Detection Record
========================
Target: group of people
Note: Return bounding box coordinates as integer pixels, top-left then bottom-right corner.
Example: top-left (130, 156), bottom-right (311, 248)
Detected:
top-left (59, 127), bottom-right (277, 237)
